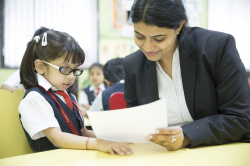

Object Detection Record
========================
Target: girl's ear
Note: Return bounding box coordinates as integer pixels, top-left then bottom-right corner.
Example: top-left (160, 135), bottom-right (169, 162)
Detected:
top-left (34, 60), bottom-right (45, 74)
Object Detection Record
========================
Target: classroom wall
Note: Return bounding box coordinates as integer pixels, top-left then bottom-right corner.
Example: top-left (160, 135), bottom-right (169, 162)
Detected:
top-left (0, 0), bottom-right (208, 88)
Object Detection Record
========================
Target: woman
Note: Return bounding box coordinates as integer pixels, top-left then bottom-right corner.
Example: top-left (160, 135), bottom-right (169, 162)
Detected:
top-left (123, 0), bottom-right (250, 150)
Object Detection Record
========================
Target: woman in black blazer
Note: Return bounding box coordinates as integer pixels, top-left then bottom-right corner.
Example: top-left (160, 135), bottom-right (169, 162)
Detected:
top-left (123, 0), bottom-right (250, 150)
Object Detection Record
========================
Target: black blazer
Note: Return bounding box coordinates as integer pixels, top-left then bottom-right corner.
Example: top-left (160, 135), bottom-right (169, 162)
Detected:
top-left (123, 27), bottom-right (250, 147)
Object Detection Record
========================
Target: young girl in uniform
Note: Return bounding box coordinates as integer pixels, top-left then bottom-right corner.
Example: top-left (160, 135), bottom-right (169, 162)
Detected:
top-left (78, 63), bottom-right (107, 110)
top-left (18, 28), bottom-right (133, 156)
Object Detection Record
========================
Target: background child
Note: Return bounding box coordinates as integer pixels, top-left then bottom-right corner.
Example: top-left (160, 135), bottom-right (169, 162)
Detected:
top-left (78, 63), bottom-right (107, 110)
top-left (18, 28), bottom-right (132, 156)
top-left (88, 58), bottom-right (125, 112)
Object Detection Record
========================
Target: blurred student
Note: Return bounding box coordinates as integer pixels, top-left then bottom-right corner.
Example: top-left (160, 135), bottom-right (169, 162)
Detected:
top-left (18, 27), bottom-right (132, 155)
top-left (88, 58), bottom-right (125, 112)
top-left (78, 63), bottom-right (107, 110)
top-left (0, 69), bottom-right (25, 92)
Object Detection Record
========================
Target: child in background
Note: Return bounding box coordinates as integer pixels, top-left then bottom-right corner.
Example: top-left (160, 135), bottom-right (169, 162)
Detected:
top-left (18, 28), bottom-right (133, 155)
top-left (78, 63), bottom-right (107, 110)
top-left (88, 58), bottom-right (125, 111)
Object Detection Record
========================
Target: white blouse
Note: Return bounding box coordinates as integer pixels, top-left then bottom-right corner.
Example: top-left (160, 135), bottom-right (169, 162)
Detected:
top-left (156, 47), bottom-right (193, 127)
top-left (18, 73), bottom-right (78, 140)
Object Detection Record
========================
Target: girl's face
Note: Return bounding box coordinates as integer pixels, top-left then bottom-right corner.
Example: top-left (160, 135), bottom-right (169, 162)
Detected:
top-left (88, 66), bottom-right (104, 87)
top-left (133, 21), bottom-right (179, 62)
top-left (42, 56), bottom-right (80, 91)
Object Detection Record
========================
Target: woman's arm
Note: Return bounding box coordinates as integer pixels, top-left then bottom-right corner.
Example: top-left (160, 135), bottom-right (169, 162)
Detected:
top-left (181, 34), bottom-right (250, 147)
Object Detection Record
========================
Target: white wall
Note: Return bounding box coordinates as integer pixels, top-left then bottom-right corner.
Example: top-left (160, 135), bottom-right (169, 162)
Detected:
top-left (208, 0), bottom-right (250, 69)
top-left (3, 0), bottom-right (98, 69)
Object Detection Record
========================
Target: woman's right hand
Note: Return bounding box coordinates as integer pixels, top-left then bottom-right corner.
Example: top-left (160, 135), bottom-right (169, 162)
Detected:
top-left (96, 139), bottom-right (133, 156)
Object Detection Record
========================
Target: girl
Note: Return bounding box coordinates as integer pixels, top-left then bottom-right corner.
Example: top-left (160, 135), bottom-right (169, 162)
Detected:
top-left (18, 28), bottom-right (133, 156)
top-left (79, 63), bottom-right (107, 110)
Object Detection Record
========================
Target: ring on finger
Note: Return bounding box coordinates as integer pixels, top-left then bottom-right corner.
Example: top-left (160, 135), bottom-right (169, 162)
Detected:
top-left (169, 135), bottom-right (176, 143)
top-left (162, 135), bottom-right (176, 146)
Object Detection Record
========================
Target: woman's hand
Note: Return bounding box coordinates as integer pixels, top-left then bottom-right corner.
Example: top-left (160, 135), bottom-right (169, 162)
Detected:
top-left (96, 139), bottom-right (133, 156)
top-left (145, 126), bottom-right (191, 151)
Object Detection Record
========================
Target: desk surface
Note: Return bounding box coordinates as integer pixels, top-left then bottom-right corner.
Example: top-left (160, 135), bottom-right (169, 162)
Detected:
top-left (0, 143), bottom-right (249, 166)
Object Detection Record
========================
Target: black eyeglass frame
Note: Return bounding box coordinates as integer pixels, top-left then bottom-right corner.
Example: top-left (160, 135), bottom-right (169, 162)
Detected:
top-left (41, 60), bottom-right (83, 76)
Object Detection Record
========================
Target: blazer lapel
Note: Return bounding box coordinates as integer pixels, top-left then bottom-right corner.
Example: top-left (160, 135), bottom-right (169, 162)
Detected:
top-left (146, 60), bottom-right (159, 103)
top-left (179, 35), bottom-right (197, 119)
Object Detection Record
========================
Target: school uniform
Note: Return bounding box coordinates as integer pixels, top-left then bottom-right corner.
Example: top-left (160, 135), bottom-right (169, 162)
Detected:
top-left (18, 73), bottom-right (84, 152)
top-left (78, 83), bottom-right (107, 105)
top-left (88, 80), bottom-right (125, 111)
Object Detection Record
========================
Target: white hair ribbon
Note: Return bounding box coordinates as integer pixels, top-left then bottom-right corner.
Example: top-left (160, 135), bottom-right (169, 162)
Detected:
top-left (33, 36), bottom-right (40, 43)
top-left (42, 32), bottom-right (47, 46)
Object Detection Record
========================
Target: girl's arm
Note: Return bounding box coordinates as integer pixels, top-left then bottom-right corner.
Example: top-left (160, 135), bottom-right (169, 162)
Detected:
top-left (43, 127), bottom-right (133, 155)
top-left (83, 126), bottom-right (96, 138)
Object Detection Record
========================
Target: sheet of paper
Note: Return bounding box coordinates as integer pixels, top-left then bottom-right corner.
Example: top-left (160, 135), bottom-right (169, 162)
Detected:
top-left (87, 99), bottom-right (167, 143)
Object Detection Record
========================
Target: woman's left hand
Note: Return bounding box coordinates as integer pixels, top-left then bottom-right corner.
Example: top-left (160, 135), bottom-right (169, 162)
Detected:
top-left (145, 126), bottom-right (191, 151)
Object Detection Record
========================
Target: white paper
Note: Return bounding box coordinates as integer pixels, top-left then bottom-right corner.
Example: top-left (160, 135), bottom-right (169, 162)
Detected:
top-left (87, 99), bottom-right (168, 143)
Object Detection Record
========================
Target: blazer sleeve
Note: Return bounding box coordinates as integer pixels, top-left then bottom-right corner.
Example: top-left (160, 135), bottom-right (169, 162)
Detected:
top-left (123, 56), bottom-right (139, 108)
top-left (182, 34), bottom-right (250, 147)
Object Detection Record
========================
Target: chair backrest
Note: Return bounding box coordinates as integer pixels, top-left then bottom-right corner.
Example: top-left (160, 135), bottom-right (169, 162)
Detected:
top-left (109, 92), bottom-right (127, 110)
top-left (0, 89), bottom-right (33, 159)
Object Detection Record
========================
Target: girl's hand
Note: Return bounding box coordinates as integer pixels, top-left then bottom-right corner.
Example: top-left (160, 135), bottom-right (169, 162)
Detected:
top-left (145, 126), bottom-right (191, 151)
top-left (96, 139), bottom-right (133, 156)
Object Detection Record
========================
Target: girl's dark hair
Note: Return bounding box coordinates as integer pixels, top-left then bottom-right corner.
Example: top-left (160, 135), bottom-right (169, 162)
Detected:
top-left (103, 58), bottom-right (125, 83)
top-left (20, 27), bottom-right (85, 94)
top-left (89, 63), bottom-right (104, 73)
top-left (131, 0), bottom-right (188, 42)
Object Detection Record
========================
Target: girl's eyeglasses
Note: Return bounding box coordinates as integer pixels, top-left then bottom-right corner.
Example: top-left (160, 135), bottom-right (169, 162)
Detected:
top-left (41, 60), bottom-right (83, 76)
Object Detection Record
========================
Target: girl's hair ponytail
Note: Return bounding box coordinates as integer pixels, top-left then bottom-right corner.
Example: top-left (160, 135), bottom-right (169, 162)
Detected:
top-left (20, 39), bottom-right (39, 90)
top-left (20, 27), bottom-right (50, 90)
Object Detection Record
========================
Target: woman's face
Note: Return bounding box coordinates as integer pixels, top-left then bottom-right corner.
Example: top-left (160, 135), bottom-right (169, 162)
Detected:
top-left (134, 21), bottom-right (179, 62)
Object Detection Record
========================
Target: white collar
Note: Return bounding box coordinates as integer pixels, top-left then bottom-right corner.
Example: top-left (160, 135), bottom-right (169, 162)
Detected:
top-left (89, 83), bottom-right (106, 91)
top-left (156, 46), bottom-right (179, 65)
top-left (119, 79), bottom-right (125, 83)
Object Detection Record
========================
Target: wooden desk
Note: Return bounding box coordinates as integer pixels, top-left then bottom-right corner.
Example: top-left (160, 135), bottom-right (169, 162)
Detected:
top-left (0, 143), bottom-right (249, 166)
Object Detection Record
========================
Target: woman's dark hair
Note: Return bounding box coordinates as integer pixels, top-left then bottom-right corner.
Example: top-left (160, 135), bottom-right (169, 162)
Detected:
top-left (20, 27), bottom-right (85, 94)
top-left (131, 0), bottom-right (188, 42)
top-left (89, 63), bottom-right (104, 73)
top-left (103, 58), bottom-right (125, 83)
